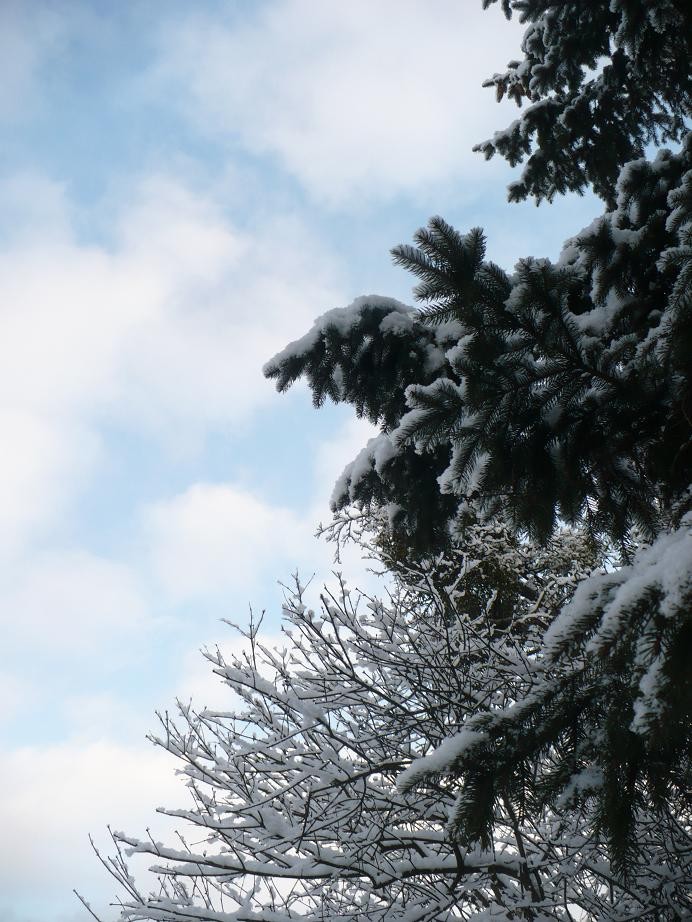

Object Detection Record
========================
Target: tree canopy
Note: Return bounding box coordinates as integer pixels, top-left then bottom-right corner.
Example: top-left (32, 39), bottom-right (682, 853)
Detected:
top-left (93, 526), bottom-right (690, 921)
top-left (263, 0), bottom-right (692, 898)
top-left (266, 134), bottom-right (692, 548)
top-left (95, 1), bottom-right (691, 919)
top-left (477, 0), bottom-right (691, 206)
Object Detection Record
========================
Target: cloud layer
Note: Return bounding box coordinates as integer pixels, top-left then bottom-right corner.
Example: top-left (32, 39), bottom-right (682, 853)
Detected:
top-left (0, 173), bottom-right (345, 558)
top-left (0, 4), bottom-right (587, 919)
top-left (154, 0), bottom-right (522, 205)
top-left (0, 740), bottom-right (182, 914)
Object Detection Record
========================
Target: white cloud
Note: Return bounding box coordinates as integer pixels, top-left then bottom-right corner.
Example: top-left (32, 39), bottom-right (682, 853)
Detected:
top-left (0, 172), bottom-right (344, 553)
top-left (0, 175), bottom-right (339, 427)
top-left (60, 691), bottom-right (153, 745)
top-left (1, 550), bottom-right (149, 651)
top-left (0, 410), bottom-right (100, 558)
top-left (0, 7), bottom-right (544, 920)
top-left (138, 412), bottom-right (381, 605)
top-left (0, 671), bottom-right (35, 725)
top-left (142, 482), bottom-right (309, 602)
top-left (0, 739), bottom-right (183, 914)
top-left (153, 0), bottom-right (523, 205)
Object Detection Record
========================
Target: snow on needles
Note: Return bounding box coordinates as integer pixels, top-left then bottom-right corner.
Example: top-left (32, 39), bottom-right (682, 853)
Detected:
top-left (397, 730), bottom-right (488, 792)
top-left (262, 295), bottom-right (414, 377)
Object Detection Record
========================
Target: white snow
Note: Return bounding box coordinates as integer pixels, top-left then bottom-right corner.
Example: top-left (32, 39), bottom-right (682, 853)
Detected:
top-left (264, 296), bottom-right (413, 375)
top-left (397, 729), bottom-right (487, 791)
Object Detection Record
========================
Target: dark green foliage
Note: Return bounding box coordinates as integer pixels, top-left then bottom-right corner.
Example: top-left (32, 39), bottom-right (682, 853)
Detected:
top-left (390, 162), bottom-right (692, 886)
top-left (266, 137), bottom-right (692, 548)
top-left (399, 139), bottom-right (692, 544)
top-left (432, 531), bottom-right (692, 900)
top-left (398, 231), bottom-right (652, 544)
top-left (264, 299), bottom-right (448, 431)
top-left (478, 0), bottom-right (692, 206)
top-left (266, 160), bottom-right (692, 916)
top-left (391, 220), bottom-right (511, 325)
top-left (333, 441), bottom-right (458, 554)
top-left (265, 297), bottom-right (465, 551)
top-left (264, 0), bottom-right (692, 904)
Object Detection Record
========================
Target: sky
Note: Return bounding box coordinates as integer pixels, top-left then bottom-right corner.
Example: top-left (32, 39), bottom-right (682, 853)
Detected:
top-left (0, 2), bottom-right (601, 919)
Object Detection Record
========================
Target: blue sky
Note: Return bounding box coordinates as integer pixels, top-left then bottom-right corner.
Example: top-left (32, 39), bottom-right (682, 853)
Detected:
top-left (0, 2), bottom-right (601, 919)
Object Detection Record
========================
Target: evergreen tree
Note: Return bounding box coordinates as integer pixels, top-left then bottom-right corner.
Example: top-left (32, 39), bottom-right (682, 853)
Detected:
top-left (86, 1), bottom-right (692, 916)
top-left (265, 296), bottom-right (461, 552)
top-left (265, 0), bottom-right (692, 893)
top-left (400, 522), bottom-right (692, 908)
top-left (477, 0), bottom-right (691, 207)
top-left (265, 136), bottom-right (692, 547)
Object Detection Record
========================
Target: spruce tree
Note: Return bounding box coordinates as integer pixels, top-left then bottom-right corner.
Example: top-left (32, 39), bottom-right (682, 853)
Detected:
top-left (266, 136), bottom-right (692, 548)
top-left (265, 0), bottom-right (692, 893)
top-left (477, 0), bottom-right (691, 207)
